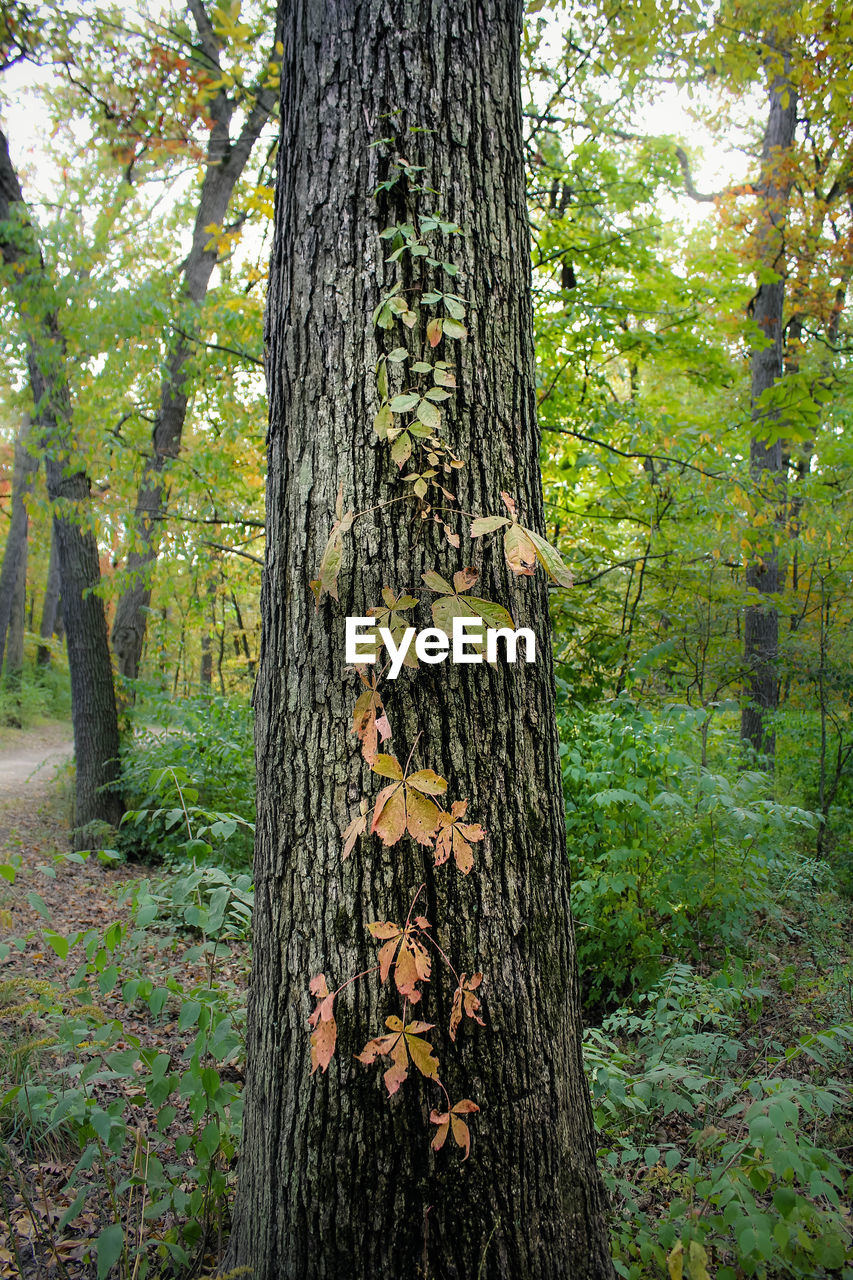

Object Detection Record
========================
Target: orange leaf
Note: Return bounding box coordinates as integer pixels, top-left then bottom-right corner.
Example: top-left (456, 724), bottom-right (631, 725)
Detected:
top-left (341, 799), bottom-right (368, 859)
top-left (351, 669), bottom-right (389, 764)
top-left (367, 920), bottom-right (431, 1002)
top-left (430, 1099), bottom-right (479, 1159)
top-left (449, 972), bottom-right (484, 1041)
top-left (308, 974), bottom-right (337, 1073)
top-left (434, 799), bottom-right (485, 874)
top-left (356, 1017), bottom-right (438, 1096)
top-left (369, 755), bottom-right (447, 846)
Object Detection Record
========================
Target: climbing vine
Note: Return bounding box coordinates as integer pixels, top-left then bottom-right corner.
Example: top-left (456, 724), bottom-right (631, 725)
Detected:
top-left (306, 133), bottom-right (573, 1160)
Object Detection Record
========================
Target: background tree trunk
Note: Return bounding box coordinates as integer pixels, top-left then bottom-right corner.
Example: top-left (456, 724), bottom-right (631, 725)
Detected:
top-left (741, 52), bottom-right (797, 759)
top-left (36, 525), bottom-right (61, 666)
top-left (0, 416), bottom-right (38, 674)
top-left (110, 0), bottom-right (280, 682)
top-left (5, 532), bottom-right (26, 683)
top-left (0, 126), bottom-right (123, 844)
top-left (229, 3), bottom-right (614, 1278)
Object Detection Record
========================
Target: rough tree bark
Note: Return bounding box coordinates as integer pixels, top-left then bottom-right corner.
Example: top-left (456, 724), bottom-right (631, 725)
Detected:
top-left (0, 415), bottom-right (38, 675)
top-left (741, 51), bottom-right (797, 759)
top-left (5, 529), bottom-right (26, 683)
top-left (0, 126), bottom-right (123, 842)
top-left (228, 3), bottom-right (614, 1278)
top-left (36, 525), bottom-right (62, 666)
top-left (110, 0), bottom-right (281, 682)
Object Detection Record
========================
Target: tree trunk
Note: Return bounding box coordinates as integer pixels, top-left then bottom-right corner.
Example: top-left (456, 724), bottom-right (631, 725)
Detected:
top-left (5, 531), bottom-right (26, 682)
top-left (741, 52), bottom-right (797, 759)
top-left (36, 525), bottom-right (61, 666)
top-left (0, 126), bottom-right (123, 845)
top-left (228, 4), bottom-right (614, 1278)
top-left (0, 416), bottom-right (38, 675)
top-left (111, 1), bottom-right (281, 682)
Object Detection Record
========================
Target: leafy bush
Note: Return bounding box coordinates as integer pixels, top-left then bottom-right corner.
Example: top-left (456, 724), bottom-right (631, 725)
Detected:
top-left (585, 964), bottom-right (853, 1279)
top-left (559, 696), bottom-right (817, 1007)
top-left (120, 694), bottom-right (255, 868)
top-left (0, 859), bottom-right (246, 1279)
top-left (0, 659), bottom-right (71, 727)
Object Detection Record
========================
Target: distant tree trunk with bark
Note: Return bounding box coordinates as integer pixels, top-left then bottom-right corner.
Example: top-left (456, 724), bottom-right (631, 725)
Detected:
top-left (0, 416), bottom-right (38, 675)
top-left (741, 51), bottom-right (797, 759)
top-left (111, 0), bottom-right (281, 682)
top-left (0, 126), bottom-right (123, 844)
top-left (5, 533), bottom-right (26, 683)
top-left (36, 526), bottom-right (61, 666)
top-left (228, 3), bottom-right (614, 1278)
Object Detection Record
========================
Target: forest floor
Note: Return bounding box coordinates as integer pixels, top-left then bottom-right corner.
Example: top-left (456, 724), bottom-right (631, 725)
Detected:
top-left (1, 725), bottom-right (851, 1277)
top-left (0, 722), bottom-right (248, 1279)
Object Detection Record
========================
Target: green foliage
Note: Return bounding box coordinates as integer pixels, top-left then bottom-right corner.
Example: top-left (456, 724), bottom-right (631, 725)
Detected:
top-left (0, 659), bottom-right (71, 727)
top-left (0, 872), bottom-right (245, 1278)
top-left (119, 694), bottom-right (255, 868)
top-left (560, 696), bottom-right (817, 1006)
top-left (585, 964), bottom-right (853, 1279)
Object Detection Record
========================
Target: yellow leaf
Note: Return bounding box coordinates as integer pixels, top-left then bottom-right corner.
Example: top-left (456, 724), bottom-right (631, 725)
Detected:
top-left (667, 1241), bottom-right (684, 1280)
top-left (687, 1240), bottom-right (711, 1280)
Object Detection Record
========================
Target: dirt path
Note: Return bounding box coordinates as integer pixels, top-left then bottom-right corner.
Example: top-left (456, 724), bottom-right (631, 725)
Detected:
top-left (0, 721), bottom-right (74, 800)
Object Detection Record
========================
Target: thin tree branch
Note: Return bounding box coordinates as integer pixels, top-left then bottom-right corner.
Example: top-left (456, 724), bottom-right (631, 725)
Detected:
top-left (203, 540), bottom-right (263, 565)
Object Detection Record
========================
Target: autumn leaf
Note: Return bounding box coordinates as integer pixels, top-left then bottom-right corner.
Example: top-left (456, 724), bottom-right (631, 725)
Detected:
top-left (422, 568), bottom-right (514, 653)
top-left (426, 317), bottom-right (443, 346)
top-left (449, 971), bottom-right (485, 1041)
top-left (309, 508), bottom-right (354, 607)
top-left (341, 798), bottom-right (369, 860)
top-left (368, 918), bottom-right (431, 1002)
top-left (367, 588), bottom-right (419, 669)
top-left (430, 1099), bottom-right (479, 1159)
top-left (308, 973), bottom-right (337, 1073)
top-left (369, 753), bottom-right (447, 846)
top-left (469, 493), bottom-right (573, 588)
top-left (470, 514), bottom-right (510, 537)
top-left (356, 1016), bottom-right (439, 1095)
top-left (351, 667), bottom-right (391, 763)
top-left (433, 798), bottom-right (485, 874)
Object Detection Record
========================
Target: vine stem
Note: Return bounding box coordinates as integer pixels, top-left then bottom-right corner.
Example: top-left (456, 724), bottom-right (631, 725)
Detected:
top-left (331, 964), bottom-right (381, 1002)
top-left (418, 928), bottom-right (461, 988)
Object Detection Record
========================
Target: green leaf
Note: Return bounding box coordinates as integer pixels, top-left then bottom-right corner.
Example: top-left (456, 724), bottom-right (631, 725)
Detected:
top-left (442, 318), bottom-right (467, 340)
top-left (59, 1189), bottom-right (86, 1231)
top-left (390, 393), bottom-right (419, 412)
top-left (178, 1000), bottom-right (202, 1030)
top-left (96, 1224), bottom-right (124, 1280)
top-left (416, 399), bottom-right (441, 430)
top-left (27, 891), bottom-right (51, 920)
top-left (44, 930), bottom-right (69, 960)
top-left (470, 515), bottom-right (509, 537)
top-left (373, 403), bottom-right (393, 439)
top-left (391, 432), bottom-right (412, 468)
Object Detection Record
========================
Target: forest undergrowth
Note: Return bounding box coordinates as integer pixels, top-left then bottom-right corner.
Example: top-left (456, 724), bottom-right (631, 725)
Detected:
top-left (0, 687), bottom-right (850, 1279)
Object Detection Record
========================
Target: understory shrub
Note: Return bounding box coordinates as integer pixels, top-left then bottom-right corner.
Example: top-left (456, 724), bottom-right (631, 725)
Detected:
top-left (559, 695), bottom-right (818, 1007)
